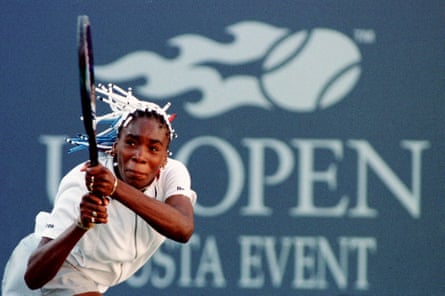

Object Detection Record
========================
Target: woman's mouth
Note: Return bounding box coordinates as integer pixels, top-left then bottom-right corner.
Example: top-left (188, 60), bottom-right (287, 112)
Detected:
top-left (125, 169), bottom-right (147, 179)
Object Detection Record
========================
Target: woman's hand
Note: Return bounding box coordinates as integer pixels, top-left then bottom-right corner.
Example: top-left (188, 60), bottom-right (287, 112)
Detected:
top-left (78, 193), bottom-right (109, 228)
top-left (81, 162), bottom-right (118, 198)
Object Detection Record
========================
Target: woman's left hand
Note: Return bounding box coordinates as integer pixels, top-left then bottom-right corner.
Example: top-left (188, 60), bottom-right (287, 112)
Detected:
top-left (81, 162), bottom-right (118, 198)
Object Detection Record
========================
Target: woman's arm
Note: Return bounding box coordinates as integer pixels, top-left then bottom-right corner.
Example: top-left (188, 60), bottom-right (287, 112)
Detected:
top-left (113, 180), bottom-right (194, 243)
top-left (84, 161), bottom-right (195, 243)
top-left (24, 224), bottom-right (86, 289)
top-left (24, 193), bottom-right (108, 290)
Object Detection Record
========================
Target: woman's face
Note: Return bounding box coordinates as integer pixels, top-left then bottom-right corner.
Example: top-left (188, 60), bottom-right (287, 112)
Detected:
top-left (114, 116), bottom-right (169, 190)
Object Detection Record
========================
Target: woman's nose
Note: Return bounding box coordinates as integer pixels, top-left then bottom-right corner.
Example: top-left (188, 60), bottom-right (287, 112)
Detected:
top-left (132, 147), bottom-right (147, 163)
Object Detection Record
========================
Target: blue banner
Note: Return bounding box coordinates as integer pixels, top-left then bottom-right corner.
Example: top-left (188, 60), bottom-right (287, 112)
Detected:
top-left (1, 1), bottom-right (444, 295)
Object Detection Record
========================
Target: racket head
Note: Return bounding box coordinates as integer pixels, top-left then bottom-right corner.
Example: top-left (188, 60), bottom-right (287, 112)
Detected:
top-left (77, 15), bottom-right (98, 166)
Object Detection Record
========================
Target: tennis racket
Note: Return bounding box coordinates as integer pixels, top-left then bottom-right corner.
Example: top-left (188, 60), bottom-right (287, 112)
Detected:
top-left (77, 15), bottom-right (98, 166)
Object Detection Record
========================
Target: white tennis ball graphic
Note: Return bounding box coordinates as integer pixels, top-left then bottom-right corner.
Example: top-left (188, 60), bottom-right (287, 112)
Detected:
top-left (260, 28), bottom-right (361, 112)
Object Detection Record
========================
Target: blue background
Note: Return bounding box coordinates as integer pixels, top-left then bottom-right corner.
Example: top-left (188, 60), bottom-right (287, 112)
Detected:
top-left (1, 1), bottom-right (444, 295)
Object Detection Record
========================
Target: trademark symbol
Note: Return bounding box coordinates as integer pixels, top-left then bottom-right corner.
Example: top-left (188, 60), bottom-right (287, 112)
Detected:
top-left (353, 29), bottom-right (376, 44)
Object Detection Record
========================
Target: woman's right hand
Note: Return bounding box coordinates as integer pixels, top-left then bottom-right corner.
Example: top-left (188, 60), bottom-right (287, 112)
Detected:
top-left (78, 193), bottom-right (109, 229)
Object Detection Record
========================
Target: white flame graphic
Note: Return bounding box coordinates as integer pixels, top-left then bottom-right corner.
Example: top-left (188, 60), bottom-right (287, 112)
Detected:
top-left (95, 21), bottom-right (361, 118)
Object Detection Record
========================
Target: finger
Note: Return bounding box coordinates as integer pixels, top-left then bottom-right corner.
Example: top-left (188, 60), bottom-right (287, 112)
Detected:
top-left (80, 161), bottom-right (90, 172)
top-left (79, 207), bottom-right (108, 224)
top-left (84, 193), bottom-right (105, 205)
top-left (85, 163), bottom-right (105, 175)
top-left (80, 194), bottom-right (109, 219)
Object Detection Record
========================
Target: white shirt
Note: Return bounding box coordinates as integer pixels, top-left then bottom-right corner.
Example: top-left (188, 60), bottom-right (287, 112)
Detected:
top-left (40, 155), bottom-right (196, 290)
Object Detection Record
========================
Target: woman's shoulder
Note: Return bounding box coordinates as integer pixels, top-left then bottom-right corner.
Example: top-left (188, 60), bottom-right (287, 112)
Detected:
top-left (165, 158), bottom-right (187, 169)
top-left (161, 158), bottom-right (191, 178)
top-left (165, 158), bottom-right (192, 173)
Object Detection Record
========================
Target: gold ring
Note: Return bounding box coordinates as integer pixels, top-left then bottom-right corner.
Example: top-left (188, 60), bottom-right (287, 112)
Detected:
top-left (88, 176), bottom-right (94, 192)
top-left (92, 211), bottom-right (97, 217)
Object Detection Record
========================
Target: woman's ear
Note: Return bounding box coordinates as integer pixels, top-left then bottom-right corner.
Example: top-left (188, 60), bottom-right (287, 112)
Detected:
top-left (111, 142), bottom-right (118, 156)
top-left (161, 152), bottom-right (168, 168)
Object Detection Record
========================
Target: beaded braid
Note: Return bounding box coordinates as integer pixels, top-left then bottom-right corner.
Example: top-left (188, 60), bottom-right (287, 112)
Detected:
top-left (66, 83), bottom-right (176, 154)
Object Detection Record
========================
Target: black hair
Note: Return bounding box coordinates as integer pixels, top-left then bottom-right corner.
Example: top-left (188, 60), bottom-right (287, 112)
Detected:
top-left (117, 109), bottom-right (171, 143)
